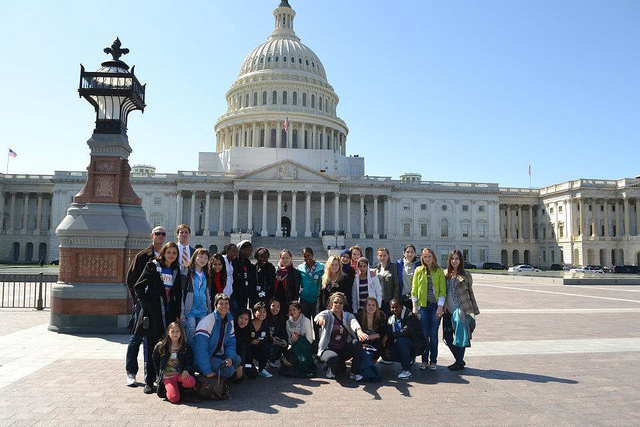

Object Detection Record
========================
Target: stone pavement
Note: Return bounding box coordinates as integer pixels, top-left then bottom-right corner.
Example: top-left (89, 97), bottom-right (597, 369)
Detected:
top-left (0, 278), bottom-right (639, 426)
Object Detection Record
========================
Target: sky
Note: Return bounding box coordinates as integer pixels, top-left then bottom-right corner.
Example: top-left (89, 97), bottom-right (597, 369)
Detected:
top-left (1, 0), bottom-right (638, 188)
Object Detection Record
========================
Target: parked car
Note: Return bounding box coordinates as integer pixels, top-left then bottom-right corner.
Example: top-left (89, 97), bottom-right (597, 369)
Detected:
top-left (464, 262), bottom-right (477, 269)
top-left (50, 259), bottom-right (59, 265)
top-left (508, 264), bottom-right (541, 273)
top-left (483, 262), bottom-right (507, 270)
top-left (550, 264), bottom-right (565, 271)
top-left (569, 265), bottom-right (604, 274)
top-left (612, 265), bottom-right (639, 274)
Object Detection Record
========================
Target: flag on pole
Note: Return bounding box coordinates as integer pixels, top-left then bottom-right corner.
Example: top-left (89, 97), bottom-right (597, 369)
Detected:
top-left (283, 117), bottom-right (289, 133)
top-left (528, 163), bottom-right (531, 176)
top-left (8, 149), bottom-right (17, 158)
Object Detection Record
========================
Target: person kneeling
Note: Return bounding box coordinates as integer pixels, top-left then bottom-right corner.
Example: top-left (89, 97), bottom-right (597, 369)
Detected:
top-left (192, 294), bottom-right (241, 381)
top-left (152, 322), bottom-right (196, 403)
top-left (386, 298), bottom-right (426, 380)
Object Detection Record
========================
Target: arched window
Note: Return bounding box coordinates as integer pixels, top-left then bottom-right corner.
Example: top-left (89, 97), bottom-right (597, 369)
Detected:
top-left (302, 93), bottom-right (307, 107)
top-left (440, 219), bottom-right (449, 237)
top-left (319, 97), bottom-right (323, 110)
top-left (12, 242), bottom-right (19, 261)
top-left (270, 128), bottom-right (277, 147)
top-left (283, 91), bottom-right (288, 105)
top-left (38, 242), bottom-right (47, 261)
top-left (262, 91), bottom-right (267, 105)
top-left (272, 90), bottom-right (277, 104)
top-left (253, 92), bottom-right (258, 106)
top-left (292, 92), bottom-right (297, 105)
top-left (292, 129), bottom-right (298, 148)
top-left (311, 94), bottom-right (315, 108)
top-left (25, 242), bottom-right (33, 262)
top-left (260, 128), bottom-right (265, 147)
top-left (245, 94), bottom-right (249, 108)
top-left (275, 56), bottom-right (279, 62)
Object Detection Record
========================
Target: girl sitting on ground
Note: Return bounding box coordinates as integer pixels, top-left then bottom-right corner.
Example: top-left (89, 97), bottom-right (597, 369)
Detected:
top-left (248, 302), bottom-right (273, 378)
top-left (266, 298), bottom-right (288, 368)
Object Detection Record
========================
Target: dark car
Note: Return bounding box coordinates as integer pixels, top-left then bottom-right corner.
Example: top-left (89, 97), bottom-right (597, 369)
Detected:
top-left (612, 265), bottom-right (638, 274)
top-left (482, 262), bottom-right (507, 270)
top-left (550, 264), bottom-right (565, 271)
top-left (50, 259), bottom-right (59, 265)
top-left (464, 262), bottom-right (477, 269)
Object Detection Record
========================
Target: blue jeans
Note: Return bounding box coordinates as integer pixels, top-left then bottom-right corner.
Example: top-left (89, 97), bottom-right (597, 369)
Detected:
top-left (185, 315), bottom-right (207, 344)
top-left (419, 304), bottom-right (441, 364)
top-left (391, 337), bottom-right (415, 371)
top-left (209, 354), bottom-right (242, 379)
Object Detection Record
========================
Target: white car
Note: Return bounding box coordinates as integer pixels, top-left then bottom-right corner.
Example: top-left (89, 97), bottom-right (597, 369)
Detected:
top-left (569, 265), bottom-right (604, 274)
top-left (508, 264), bottom-right (541, 273)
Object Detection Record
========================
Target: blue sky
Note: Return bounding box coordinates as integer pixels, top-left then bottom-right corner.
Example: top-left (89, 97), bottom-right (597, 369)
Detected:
top-left (1, 0), bottom-right (638, 187)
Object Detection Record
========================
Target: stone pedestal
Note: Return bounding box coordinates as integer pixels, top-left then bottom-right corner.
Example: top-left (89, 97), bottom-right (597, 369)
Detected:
top-left (50, 133), bottom-right (150, 333)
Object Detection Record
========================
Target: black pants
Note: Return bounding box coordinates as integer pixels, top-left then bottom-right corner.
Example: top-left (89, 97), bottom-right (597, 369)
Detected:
top-left (320, 341), bottom-right (363, 374)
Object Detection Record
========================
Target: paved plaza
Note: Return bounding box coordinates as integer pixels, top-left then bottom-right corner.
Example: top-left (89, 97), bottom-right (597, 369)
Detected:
top-left (0, 276), bottom-right (638, 426)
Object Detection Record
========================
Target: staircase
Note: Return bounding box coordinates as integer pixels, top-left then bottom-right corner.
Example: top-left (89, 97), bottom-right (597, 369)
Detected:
top-left (250, 236), bottom-right (327, 263)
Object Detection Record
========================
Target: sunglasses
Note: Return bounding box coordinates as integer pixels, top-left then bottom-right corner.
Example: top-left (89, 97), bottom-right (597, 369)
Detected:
top-left (154, 232), bottom-right (167, 236)
top-left (332, 301), bottom-right (344, 305)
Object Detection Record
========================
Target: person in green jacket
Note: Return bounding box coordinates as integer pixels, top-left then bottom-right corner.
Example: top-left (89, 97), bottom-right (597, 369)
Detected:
top-left (411, 248), bottom-right (446, 371)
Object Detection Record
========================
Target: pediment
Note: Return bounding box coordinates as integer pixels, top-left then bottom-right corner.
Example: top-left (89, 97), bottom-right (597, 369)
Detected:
top-left (237, 160), bottom-right (337, 183)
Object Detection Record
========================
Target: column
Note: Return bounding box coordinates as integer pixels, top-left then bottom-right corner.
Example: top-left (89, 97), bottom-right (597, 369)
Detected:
top-left (304, 191), bottom-right (312, 237)
top-left (276, 121), bottom-right (282, 148)
top-left (21, 193), bottom-right (29, 233)
top-left (623, 196), bottom-right (630, 237)
top-left (591, 199), bottom-right (597, 236)
top-left (312, 125), bottom-right (317, 149)
top-left (603, 199), bottom-right (609, 238)
top-left (320, 192), bottom-right (326, 234)
top-left (264, 121), bottom-right (269, 147)
top-left (346, 195), bottom-right (352, 238)
top-left (553, 202), bottom-right (559, 239)
top-left (636, 199), bottom-right (640, 236)
top-left (333, 192), bottom-right (339, 231)
top-left (247, 191), bottom-right (253, 232)
top-left (189, 191), bottom-right (196, 230)
top-left (529, 204), bottom-right (534, 241)
top-left (261, 191), bottom-right (269, 236)
top-left (301, 123), bottom-right (306, 149)
top-left (276, 190), bottom-right (283, 237)
top-left (35, 194), bottom-right (43, 233)
top-left (384, 196), bottom-right (391, 238)
top-left (505, 205), bottom-right (512, 240)
top-left (176, 192), bottom-right (182, 226)
top-left (252, 122), bottom-right (258, 147)
top-left (203, 191), bottom-right (211, 236)
top-left (494, 201), bottom-right (500, 239)
top-left (0, 192), bottom-right (5, 232)
top-left (566, 198), bottom-right (574, 239)
top-left (359, 195), bottom-right (365, 237)
top-left (291, 191), bottom-right (298, 237)
top-left (579, 198), bottom-right (584, 237)
top-left (517, 205), bottom-right (523, 240)
top-left (617, 200), bottom-right (623, 236)
top-left (232, 190), bottom-right (239, 231)
top-left (373, 195), bottom-right (379, 239)
top-left (217, 192), bottom-right (225, 236)
top-left (241, 124), bottom-right (246, 147)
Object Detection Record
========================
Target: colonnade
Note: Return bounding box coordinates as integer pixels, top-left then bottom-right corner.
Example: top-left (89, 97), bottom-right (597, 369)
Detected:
top-left (0, 192), bottom-right (50, 233)
top-left (174, 189), bottom-right (386, 238)
top-left (215, 121), bottom-right (346, 155)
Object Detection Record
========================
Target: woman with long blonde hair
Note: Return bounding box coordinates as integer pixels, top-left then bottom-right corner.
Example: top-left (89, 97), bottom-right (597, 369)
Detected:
top-left (317, 255), bottom-right (353, 313)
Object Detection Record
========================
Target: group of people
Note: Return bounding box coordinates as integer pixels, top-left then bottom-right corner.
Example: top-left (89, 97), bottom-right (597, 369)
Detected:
top-left (125, 224), bottom-right (480, 404)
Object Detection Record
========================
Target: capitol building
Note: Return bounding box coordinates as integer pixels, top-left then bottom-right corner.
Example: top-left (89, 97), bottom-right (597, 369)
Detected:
top-left (1, 0), bottom-right (639, 269)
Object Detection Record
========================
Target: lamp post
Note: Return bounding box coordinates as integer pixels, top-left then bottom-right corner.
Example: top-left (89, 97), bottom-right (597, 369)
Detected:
top-left (51, 38), bottom-right (150, 333)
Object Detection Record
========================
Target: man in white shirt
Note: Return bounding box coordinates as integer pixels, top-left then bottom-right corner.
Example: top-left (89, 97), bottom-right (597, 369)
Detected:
top-left (176, 224), bottom-right (195, 267)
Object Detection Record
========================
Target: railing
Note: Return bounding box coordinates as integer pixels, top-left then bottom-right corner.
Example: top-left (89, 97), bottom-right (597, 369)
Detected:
top-left (0, 273), bottom-right (57, 309)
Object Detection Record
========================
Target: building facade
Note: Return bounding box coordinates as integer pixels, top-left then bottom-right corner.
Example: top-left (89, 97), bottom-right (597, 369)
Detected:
top-left (2, 1), bottom-right (639, 267)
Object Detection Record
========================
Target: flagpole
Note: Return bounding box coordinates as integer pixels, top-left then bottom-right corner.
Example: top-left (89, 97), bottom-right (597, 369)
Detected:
top-left (6, 150), bottom-right (9, 175)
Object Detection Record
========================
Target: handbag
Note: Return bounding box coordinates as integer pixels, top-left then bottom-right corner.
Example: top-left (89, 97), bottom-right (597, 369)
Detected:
top-left (195, 371), bottom-right (229, 401)
top-left (132, 298), bottom-right (153, 335)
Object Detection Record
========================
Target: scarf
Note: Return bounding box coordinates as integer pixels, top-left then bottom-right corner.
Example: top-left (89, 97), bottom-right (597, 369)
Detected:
top-left (212, 271), bottom-right (225, 294)
top-left (275, 262), bottom-right (293, 294)
top-left (287, 314), bottom-right (304, 331)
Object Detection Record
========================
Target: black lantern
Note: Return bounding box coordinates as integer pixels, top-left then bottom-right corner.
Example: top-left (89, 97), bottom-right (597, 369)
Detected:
top-left (78, 38), bottom-right (146, 135)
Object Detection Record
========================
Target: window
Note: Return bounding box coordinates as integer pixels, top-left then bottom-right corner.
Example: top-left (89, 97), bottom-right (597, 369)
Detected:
top-left (442, 204), bottom-right (447, 211)
top-left (253, 92), bottom-right (258, 106)
top-left (441, 219), bottom-right (449, 237)
top-left (154, 197), bottom-right (162, 205)
top-left (319, 97), bottom-right (323, 110)
top-left (420, 223), bottom-right (428, 237)
top-left (245, 94), bottom-right (249, 108)
top-left (478, 223), bottom-right (486, 238)
top-left (272, 91), bottom-right (277, 104)
top-left (420, 204), bottom-right (427, 211)
top-left (293, 92), bottom-right (297, 105)
top-left (543, 250), bottom-right (547, 263)
top-left (462, 205), bottom-right (469, 212)
top-left (262, 91), bottom-right (267, 105)
top-left (612, 205), bottom-right (616, 212)
top-left (283, 91), bottom-right (287, 105)
top-left (559, 223), bottom-right (564, 237)
top-left (478, 248), bottom-right (486, 263)
top-left (559, 205), bottom-right (563, 213)
top-left (463, 249), bottom-right (470, 263)
top-left (549, 207), bottom-right (554, 214)
top-left (403, 223), bottom-right (410, 237)
top-left (302, 93), bottom-right (307, 106)
top-left (311, 94), bottom-right (315, 108)
top-left (462, 223), bottom-right (469, 237)
top-left (478, 205), bottom-right (485, 212)
top-left (403, 204), bottom-right (410, 211)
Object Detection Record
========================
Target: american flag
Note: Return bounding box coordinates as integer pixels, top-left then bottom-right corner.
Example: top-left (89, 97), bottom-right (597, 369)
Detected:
top-left (8, 149), bottom-right (17, 158)
top-left (528, 164), bottom-right (531, 176)
top-left (283, 117), bottom-right (289, 133)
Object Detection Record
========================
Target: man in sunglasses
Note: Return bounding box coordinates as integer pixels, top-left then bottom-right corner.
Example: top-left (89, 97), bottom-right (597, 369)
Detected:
top-left (125, 225), bottom-right (167, 388)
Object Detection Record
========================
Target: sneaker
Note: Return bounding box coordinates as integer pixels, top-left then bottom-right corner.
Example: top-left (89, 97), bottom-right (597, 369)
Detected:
top-left (126, 373), bottom-right (137, 387)
top-left (268, 359), bottom-right (281, 368)
top-left (398, 370), bottom-right (412, 380)
top-left (350, 373), bottom-right (363, 381)
top-left (258, 368), bottom-right (273, 378)
top-left (379, 359), bottom-right (393, 365)
top-left (143, 384), bottom-right (154, 394)
top-left (326, 368), bottom-right (335, 379)
top-left (418, 363), bottom-right (427, 370)
top-left (448, 362), bottom-right (465, 371)
top-left (429, 363), bottom-right (437, 371)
